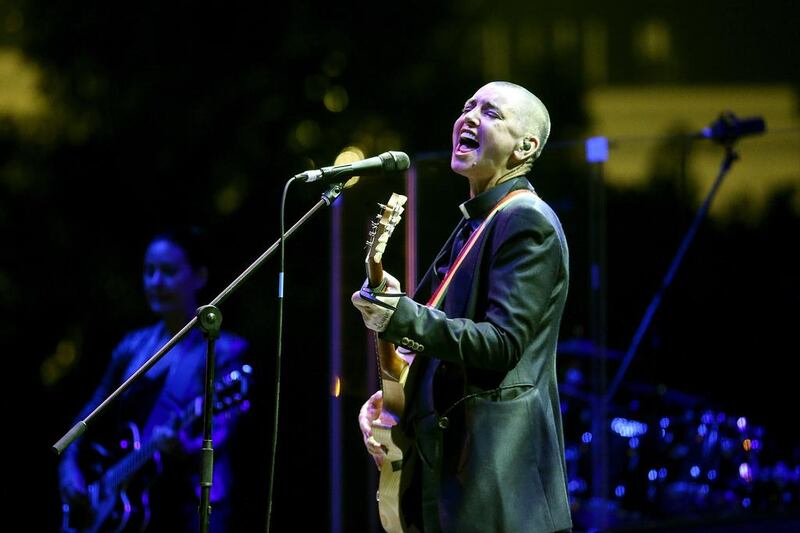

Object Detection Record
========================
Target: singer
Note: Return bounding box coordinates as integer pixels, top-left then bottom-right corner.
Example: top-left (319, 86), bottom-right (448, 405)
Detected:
top-left (352, 81), bottom-right (572, 532)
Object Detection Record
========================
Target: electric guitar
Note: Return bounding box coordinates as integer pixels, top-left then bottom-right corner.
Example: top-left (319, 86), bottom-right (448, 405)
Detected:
top-left (364, 192), bottom-right (411, 533)
top-left (61, 365), bottom-right (252, 533)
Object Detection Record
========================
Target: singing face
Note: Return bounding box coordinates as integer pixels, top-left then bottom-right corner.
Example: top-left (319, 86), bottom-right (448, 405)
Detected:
top-left (143, 238), bottom-right (205, 320)
top-left (450, 82), bottom-right (532, 183)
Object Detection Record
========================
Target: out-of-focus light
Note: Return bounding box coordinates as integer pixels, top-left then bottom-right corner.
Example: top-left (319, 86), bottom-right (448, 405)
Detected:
top-left (611, 417), bottom-right (648, 438)
top-left (708, 469), bottom-right (717, 481)
top-left (701, 411), bottom-right (714, 424)
top-left (41, 339), bottom-right (80, 387)
top-left (334, 147), bottom-right (366, 189)
top-left (739, 463), bottom-right (753, 482)
top-left (742, 497), bottom-right (751, 508)
top-left (0, 48), bottom-right (48, 119)
top-left (565, 367), bottom-right (583, 385)
top-left (635, 19), bottom-right (672, 62)
top-left (293, 120), bottom-right (321, 149)
top-left (737, 417), bottom-right (748, 431)
top-left (323, 86), bottom-right (348, 113)
top-left (658, 467), bottom-right (667, 480)
top-left (334, 146), bottom-right (365, 165)
top-left (568, 479), bottom-right (584, 493)
top-left (697, 423), bottom-right (708, 437)
top-left (629, 437), bottom-right (640, 449)
top-left (215, 183), bottom-right (244, 215)
top-left (721, 438), bottom-right (735, 454)
top-left (615, 485), bottom-right (626, 498)
top-left (585, 136), bottom-right (609, 163)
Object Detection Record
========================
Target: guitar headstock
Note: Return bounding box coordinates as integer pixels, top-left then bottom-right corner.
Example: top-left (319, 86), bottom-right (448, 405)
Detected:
top-left (186, 364), bottom-right (253, 421)
top-left (366, 192), bottom-right (408, 265)
top-left (213, 364), bottom-right (252, 414)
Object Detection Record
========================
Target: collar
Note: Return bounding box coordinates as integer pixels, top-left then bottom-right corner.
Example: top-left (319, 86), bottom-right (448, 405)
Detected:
top-left (458, 176), bottom-right (534, 220)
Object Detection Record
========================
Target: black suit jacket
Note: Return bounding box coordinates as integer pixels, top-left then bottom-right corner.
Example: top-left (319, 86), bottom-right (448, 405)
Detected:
top-left (381, 177), bottom-right (572, 532)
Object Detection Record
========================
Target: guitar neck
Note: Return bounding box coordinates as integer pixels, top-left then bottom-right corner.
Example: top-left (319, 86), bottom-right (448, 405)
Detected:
top-left (367, 261), bottom-right (406, 384)
top-left (105, 434), bottom-right (163, 492)
top-left (367, 259), bottom-right (385, 291)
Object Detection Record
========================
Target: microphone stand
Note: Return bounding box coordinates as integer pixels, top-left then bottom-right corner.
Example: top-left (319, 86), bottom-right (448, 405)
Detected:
top-left (197, 304), bottom-right (220, 533)
top-left (53, 182), bottom-right (346, 532)
top-left (604, 138), bottom-right (741, 405)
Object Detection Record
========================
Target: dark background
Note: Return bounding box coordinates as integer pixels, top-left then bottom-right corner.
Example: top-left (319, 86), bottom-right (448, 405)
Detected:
top-left (2, 0), bottom-right (798, 530)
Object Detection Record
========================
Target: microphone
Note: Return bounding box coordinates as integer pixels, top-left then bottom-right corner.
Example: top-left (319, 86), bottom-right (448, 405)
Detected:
top-left (294, 151), bottom-right (411, 183)
top-left (700, 112), bottom-right (766, 143)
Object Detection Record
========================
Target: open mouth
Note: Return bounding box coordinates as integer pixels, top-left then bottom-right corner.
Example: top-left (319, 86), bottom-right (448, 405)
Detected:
top-left (456, 131), bottom-right (480, 153)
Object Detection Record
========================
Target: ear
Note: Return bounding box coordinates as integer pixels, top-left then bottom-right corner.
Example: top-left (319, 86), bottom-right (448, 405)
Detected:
top-left (513, 135), bottom-right (539, 161)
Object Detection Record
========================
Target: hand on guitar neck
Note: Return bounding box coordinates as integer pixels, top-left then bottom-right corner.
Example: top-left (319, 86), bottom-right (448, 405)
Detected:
top-left (353, 272), bottom-right (411, 389)
top-left (353, 271), bottom-right (404, 335)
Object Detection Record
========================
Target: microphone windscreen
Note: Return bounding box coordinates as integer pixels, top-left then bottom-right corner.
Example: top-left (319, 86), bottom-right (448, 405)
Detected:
top-left (385, 151), bottom-right (411, 172)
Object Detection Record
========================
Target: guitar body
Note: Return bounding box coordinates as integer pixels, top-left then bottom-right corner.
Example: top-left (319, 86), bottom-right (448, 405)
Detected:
top-left (62, 421), bottom-right (158, 533)
top-left (372, 379), bottom-right (412, 533)
top-left (364, 193), bottom-right (411, 532)
top-left (61, 365), bottom-right (251, 533)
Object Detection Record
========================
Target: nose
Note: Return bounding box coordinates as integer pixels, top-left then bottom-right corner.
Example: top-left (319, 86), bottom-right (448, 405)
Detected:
top-left (146, 269), bottom-right (163, 287)
top-left (463, 107), bottom-right (480, 126)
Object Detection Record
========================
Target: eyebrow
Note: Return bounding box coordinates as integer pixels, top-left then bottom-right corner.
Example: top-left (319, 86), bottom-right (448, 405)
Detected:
top-left (464, 99), bottom-right (504, 115)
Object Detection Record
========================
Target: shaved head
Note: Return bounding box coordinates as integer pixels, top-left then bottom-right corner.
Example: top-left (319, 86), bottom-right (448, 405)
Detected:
top-left (452, 81), bottom-right (552, 193)
top-left (487, 81), bottom-right (550, 161)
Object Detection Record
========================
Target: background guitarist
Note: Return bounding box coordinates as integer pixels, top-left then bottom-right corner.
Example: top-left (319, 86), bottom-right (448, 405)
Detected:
top-left (353, 81), bottom-right (573, 533)
top-left (58, 225), bottom-right (252, 533)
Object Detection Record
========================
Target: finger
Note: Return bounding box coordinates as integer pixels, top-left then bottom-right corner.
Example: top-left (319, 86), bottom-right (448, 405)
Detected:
top-left (366, 436), bottom-right (388, 457)
top-left (384, 274), bottom-right (403, 295)
top-left (359, 416), bottom-right (373, 436)
top-left (370, 389), bottom-right (384, 405)
top-left (352, 298), bottom-right (380, 319)
top-left (351, 291), bottom-right (369, 309)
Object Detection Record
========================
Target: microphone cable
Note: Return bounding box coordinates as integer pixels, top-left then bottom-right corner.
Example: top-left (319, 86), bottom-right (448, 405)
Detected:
top-left (264, 176), bottom-right (296, 533)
